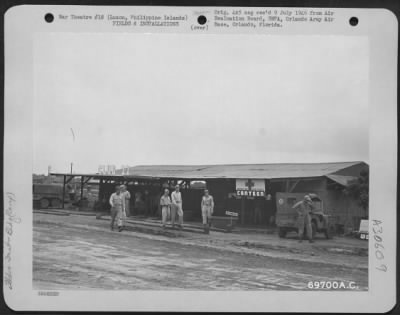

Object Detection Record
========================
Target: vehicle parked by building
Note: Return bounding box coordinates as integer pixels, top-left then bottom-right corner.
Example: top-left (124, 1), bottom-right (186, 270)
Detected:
top-left (33, 183), bottom-right (65, 209)
top-left (275, 192), bottom-right (336, 239)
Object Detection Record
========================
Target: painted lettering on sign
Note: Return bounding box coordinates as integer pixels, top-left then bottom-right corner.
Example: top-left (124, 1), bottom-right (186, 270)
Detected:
top-left (236, 190), bottom-right (265, 197)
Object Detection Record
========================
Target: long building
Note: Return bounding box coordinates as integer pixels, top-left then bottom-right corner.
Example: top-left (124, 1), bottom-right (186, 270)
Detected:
top-left (51, 161), bottom-right (368, 230)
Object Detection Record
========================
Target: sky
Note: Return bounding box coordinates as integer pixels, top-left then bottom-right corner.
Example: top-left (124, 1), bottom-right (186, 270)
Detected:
top-left (33, 33), bottom-right (369, 174)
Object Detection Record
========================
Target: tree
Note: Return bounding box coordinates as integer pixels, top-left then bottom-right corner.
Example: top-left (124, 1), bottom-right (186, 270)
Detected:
top-left (343, 169), bottom-right (369, 215)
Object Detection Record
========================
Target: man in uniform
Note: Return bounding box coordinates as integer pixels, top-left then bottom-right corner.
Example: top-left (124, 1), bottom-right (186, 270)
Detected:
top-left (171, 185), bottom-right (184, 229)
top-left (292, 194), bottom-right (314, 243)
top-left (109, 185), bottom-right (125, 232)
top-left (160, 188), bottom-right (172, 229)
top-left (120, 185), bottom-right (131, 217)
top-left (201, 189), bottom-right (214, 234)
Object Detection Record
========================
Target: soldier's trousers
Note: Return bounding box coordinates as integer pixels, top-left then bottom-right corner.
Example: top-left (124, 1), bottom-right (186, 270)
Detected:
top-left (171, 204), bottom-right (183, 226)
top-left (202, 206), bottom-right (212, 224)
top-left (161, 206), bottom-right (170, 225)
top-left (298, 213), bottom-right (312, 240)
top-left (111, 207), bottom-right (123, 229)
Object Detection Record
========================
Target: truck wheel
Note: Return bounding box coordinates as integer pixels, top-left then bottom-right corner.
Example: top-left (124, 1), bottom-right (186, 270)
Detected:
top-left (311, 222), bottom-right (317, 239)
top-left (51, 198), bottom-right (61, 208)
top-left (278, 228), bottom-right (287, 238)
top-left (325, 225), bottom-right (336, 239)
top-left (39, 198), bottom-right (50, 209)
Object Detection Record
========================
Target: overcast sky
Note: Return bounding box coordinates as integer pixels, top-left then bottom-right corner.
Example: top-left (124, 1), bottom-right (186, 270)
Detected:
top-left (33, 33), bottom-right (368, 174)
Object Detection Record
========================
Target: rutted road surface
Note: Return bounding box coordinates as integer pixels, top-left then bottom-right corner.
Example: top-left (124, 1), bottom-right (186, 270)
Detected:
top-left (33, 213), bottom-right (368, 290)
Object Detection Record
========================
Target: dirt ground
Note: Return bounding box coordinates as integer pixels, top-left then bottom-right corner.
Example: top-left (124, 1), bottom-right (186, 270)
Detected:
top-left (33, 212), bottom-right (368, 291)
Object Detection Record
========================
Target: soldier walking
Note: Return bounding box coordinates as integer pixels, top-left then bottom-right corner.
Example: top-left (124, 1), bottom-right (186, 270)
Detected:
top-left (109, 185), bottom-right (125, 232)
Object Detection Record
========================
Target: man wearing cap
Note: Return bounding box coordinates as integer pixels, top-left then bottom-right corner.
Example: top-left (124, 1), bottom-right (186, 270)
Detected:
top-left (201, 189), bottom-right (214, 234)
top-left (292, 194), bottom-right (314, 243)
top-left (171, 185), bottom-right (184, 229)
top-left (109, 185), bottom-right (125, 232)
top-left (160, 188), bottom-right (172, 229)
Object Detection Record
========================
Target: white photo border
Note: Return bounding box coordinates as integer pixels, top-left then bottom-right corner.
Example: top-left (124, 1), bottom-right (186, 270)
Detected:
top-left (3, 5), bottom-right (398, 312)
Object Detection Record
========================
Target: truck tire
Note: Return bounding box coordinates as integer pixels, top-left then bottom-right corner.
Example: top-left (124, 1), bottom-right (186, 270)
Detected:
top-left (39, 198), bottom-right (50, 209)
top-left (51, 198), bottom-right (61, 208)
top-left (325, 224), bottom-right (336, 239)
top-left (278, 228), bottom-right (287, 238)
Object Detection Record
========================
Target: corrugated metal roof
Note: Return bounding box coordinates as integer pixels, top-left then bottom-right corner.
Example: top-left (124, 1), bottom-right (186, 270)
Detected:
top-left (49, 173), bottom-right (150, 179)
top-left (326, 174), bottom-right (358, 187)
top-left (118, 161), bottom-right (366, 179)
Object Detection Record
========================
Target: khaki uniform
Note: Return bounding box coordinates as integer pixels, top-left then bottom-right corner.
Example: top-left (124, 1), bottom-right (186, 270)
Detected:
top-left (160, 195), bottom-right (171, 226)
top-left (171, 191), bottom-right (183, 226)
top-left (121, 190), bottom-right (131, 216)
top-left (201, 195), bottom-right (214, 224)
top-left (294, 201), bottom-right (313, 240)
top-left (109, 192), bottom-right (125, 229)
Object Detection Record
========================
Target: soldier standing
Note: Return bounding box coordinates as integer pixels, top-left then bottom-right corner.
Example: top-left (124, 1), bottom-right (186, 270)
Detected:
top-left (160, 188), bottom-right (172, 229)
top-left (201, 189), bottom-right (214, 234)
top-left (292, 194), bottom-right (314, 243)
top-left (171, 185), bottom-right (184, 229)
top-left (120, 185), bottom-right (131, 217)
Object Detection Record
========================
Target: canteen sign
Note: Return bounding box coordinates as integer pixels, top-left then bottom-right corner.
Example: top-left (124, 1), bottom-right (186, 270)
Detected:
top-left (236, 179), bottom-right (265, 197)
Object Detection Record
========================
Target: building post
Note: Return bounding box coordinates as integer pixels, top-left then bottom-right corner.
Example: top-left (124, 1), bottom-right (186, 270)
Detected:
top-left (99, 178), bottom-right (104, 200)
top-left (62, 175), bottom-right (66, 209)
top-left (80, 176), bottom-right (84, 201)
top-left (241, 196), bottom-right (245, 225)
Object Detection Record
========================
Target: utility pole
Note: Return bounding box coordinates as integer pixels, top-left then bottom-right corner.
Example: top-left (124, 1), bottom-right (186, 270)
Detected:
top-left (70, 128), bottom-right (75, 175)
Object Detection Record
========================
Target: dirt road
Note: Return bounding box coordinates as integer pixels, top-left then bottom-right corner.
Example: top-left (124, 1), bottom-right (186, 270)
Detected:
top-left (33, 213), bottom-right (368, 290)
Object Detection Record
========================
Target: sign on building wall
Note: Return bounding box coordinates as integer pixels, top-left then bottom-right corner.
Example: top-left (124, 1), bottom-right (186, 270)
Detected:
top-left (236, 179), bottom-right (265, 197)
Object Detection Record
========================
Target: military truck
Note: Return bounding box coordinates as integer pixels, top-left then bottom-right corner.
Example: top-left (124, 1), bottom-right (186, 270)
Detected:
top-left (33, 183), bottom-right (64, 209)
top-left (275, 192), bottom-right (336, 239)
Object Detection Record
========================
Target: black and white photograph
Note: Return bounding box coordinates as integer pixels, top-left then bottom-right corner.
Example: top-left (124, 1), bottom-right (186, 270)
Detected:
top-left (3, 5), bottom-right (397, 312)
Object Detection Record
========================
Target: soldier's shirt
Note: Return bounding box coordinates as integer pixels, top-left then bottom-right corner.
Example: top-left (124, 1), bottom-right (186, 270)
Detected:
top-left (171, 191), bottom-right (182, 205)
top-left (160, 195), bottom-right (172, 208)
top-left (121, 191), bottom-right (131, 202)
top-left (202, 195), bottom-right (214, 209)
top-left (295, 201), bottom-right (313, 215)
top-left (109, 193), bottom-right (125, 211)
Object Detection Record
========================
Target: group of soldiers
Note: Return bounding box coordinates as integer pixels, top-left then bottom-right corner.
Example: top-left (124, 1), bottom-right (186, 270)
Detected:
top-left (109, 184), bottom-right (215, 234)
top-left (109, 185), bottom-right (314, 239)
top-left (159, 185), bottom-right (215, 234)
